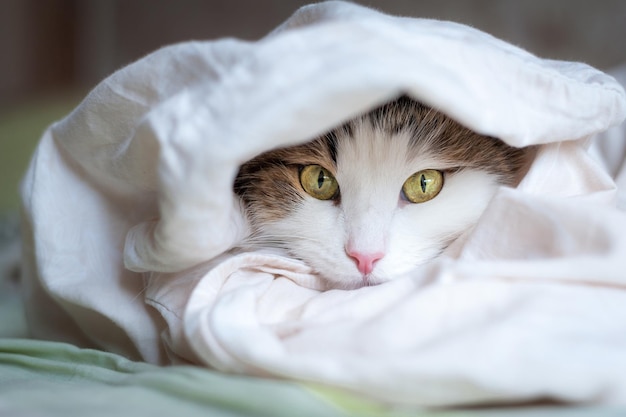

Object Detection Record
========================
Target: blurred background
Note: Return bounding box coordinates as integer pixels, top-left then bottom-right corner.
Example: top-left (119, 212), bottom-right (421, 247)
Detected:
top-left (1, 0), bottom-right (626, 215)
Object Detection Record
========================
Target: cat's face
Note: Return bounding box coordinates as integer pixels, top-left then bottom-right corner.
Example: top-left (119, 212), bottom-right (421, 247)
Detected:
top-left (235, 98), bottom-right (528, 289)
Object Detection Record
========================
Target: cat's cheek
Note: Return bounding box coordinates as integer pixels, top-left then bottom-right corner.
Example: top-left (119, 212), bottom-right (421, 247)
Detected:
top-left (309, 247), bottom-right (370, 289)
top-left (377, 203), bottom-right (459, 277)
top-left (271, 202), bottom-right (355, 281)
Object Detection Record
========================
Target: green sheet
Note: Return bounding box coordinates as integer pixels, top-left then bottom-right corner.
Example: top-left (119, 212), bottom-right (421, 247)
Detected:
top-left (0, 339), bottom-right (352, 417)
top-left (3, 338), bottom-right (622, 417)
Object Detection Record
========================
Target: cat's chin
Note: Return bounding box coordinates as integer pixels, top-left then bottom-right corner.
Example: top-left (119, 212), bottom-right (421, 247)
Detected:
top-left (317, 271), bottom-right (393, 291)
top-left (320, 278), bottom-right (368, 291)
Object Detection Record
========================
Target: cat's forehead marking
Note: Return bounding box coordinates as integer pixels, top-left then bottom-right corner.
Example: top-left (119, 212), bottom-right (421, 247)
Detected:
top-left (336, 121), bottom-right (422, 179)
top-left (329, 96), bottom-right (529, 181)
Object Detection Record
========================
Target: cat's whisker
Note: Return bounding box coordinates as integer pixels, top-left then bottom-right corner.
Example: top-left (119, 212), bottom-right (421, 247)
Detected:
top-left (240, 231), bottom-right (324, 249)
top-left (129, 282), bottom-right (150, 303)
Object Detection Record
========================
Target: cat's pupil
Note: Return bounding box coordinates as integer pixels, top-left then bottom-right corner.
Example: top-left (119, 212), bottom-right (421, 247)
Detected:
top-left (420, 174), bottom-right (427, 193)
top-left (317, 170), bottom-right (325, 189)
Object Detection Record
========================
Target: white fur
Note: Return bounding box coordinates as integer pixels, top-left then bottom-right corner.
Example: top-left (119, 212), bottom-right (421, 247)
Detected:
top-left (259, 123), bottom-right (501, 289)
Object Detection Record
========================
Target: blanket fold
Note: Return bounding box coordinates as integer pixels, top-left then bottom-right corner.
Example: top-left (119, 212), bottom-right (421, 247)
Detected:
top-left (20, 0), bottom-right (626, 407)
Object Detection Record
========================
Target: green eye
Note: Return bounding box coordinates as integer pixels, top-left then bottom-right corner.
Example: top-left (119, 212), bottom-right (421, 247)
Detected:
top-left (402, 169), bottom-right (443, 203)
top-left (300, 165), bottom-right (339, 200)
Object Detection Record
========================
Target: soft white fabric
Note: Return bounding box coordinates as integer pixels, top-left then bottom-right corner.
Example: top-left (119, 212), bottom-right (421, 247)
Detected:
top-left (20, 1), bottom-right (626, 407)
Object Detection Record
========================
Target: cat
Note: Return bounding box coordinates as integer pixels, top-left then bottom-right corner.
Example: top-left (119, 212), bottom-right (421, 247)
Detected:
top-left (234, 96), bottom-right (530, 290)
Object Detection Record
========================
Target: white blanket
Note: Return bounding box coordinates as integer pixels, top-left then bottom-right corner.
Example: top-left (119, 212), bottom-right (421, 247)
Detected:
top-left (20, 1), bottom-right (626, 407)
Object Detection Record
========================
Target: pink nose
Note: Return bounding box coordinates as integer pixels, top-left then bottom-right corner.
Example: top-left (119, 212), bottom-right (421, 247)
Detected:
top-left (346, 250), bottom-right (385, 275)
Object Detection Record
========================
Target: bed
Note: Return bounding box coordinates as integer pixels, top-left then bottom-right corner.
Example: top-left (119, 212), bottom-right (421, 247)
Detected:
top-left (2, 2), bottom-right (626, 415)
top-left (1, 283), bottom-right (622, 416)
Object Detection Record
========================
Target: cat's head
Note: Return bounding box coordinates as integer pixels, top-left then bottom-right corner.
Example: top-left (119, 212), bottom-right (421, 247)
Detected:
top-left (234, 97), bottom-right (529, 289)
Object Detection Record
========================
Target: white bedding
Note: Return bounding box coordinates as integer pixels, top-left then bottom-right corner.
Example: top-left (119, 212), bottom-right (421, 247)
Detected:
top-left (19, 1), bottom-right (626, 407)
